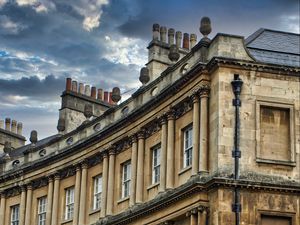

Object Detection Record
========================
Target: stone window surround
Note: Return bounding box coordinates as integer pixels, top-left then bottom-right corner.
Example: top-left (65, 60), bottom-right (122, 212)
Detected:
top-left (255, 97), bottom-right (296, 166)
top-left (182, 124), bottom-right (193, 168)
top-left (257, 209), bottom-right (296, 225)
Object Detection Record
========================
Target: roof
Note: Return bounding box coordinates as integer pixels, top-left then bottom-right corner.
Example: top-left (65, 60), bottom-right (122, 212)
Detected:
top-left (246, 28), bottom-right (300, 67)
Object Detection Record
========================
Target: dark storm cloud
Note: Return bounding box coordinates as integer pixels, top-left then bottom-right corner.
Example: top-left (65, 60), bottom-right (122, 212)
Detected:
top-left (118, 0), bottom-right (300, 39)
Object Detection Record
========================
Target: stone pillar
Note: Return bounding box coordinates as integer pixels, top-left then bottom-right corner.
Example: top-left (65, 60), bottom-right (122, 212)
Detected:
top-left (0, 193), bottom-right (6, 225)
top-left (100, 152), bottom-right (109, 217)
top-left (159, 116), bottom-right (167, 192)
top-left (78, 162), bottom-right (88, 225)
top-left (73, 166), bottom-right (81, 225)
top-left (46, 177), bottom-right (54, 225)
top-left (106, 149), bottom-right (115, 215)
top-left (198, 207), bottom-right (208, 225)
top-left (136, 131), bottom-right (145, 203)
top-left (25, 184), bottom-right (33, 225)
top-left (199, 84), bottom-right (210, 173)
top-left (166, 110), bottom-right (175, 189)
top-left (51, 174), bottom-right (60, 225)
top-left (19, 185), bottom-right (26, 225)
top-left (129, 135), bottom-right (138, 206)
top-left (192, 92), bottom-right (200, 175)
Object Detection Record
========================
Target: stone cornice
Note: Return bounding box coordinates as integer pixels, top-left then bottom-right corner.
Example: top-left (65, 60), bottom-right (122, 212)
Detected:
top-left (94, 175), bottom-right (300, 225)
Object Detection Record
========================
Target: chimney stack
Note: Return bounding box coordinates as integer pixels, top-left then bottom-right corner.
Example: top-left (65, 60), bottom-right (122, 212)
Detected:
top-left (5, 118), bottom-right (10, 131)
top-left (0, 120), bottom-right (3, 129)
top-left (11, 120), bottom-right (17, 133)
top-left (183, 33), bottom-right (189, 49)
top-left (72, 81), bottom-right (78, 93)
top-left (104, 92), bottom-right (109, 102)
top-left (175, 31), bottom-right (182, 48)
top-left (17, 122), bottom-right (23, 135)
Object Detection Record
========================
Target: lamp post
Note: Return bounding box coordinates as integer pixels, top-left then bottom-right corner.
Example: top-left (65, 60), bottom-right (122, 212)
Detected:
top-left (231, 74), bottom-right (243, 225)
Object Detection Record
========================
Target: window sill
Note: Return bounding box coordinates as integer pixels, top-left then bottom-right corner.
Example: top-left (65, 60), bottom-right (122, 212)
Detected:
top-left (89, 208), bottom-right (101, 216)
top-left (178, 165), bottom-right (192, 175)
top-left (256, 158), bottom-right (296, 167)
top-left (117, 196), bottom-right (129, 204)
top-left (147, 182), bottom-right (160, 191)
top-left (61, 218), bottom-right (73, 225)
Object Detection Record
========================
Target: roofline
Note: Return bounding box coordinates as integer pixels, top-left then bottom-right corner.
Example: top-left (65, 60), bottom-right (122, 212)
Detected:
top-left (245, 28), bottom-right (300, 45)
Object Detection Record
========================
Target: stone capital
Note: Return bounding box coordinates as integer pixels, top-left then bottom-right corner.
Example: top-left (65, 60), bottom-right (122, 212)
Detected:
top-left (130, 134), bottom-right (138, 143)
top-left (199, 83), bottom-right (210, 98)
top-left (137, 130), bottom-right (145, 139)
top-left (167, 109), bottom-right (176, 120)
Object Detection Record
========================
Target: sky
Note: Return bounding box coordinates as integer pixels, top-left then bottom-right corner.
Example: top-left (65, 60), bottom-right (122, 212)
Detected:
top-left (0, 0), bottom-right (299, 142)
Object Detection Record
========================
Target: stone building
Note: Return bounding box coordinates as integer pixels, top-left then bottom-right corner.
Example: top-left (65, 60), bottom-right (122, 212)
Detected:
top-left (0, 17), bottom-right (299, 225)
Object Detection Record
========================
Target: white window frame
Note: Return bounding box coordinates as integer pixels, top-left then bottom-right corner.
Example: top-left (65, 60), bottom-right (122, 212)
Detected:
top-left (121, 161), bottom-right (131, 198)
top-left (183, 126), bottom-right (193, 168)
top-left (152, 145), bottom-right (161, 184)
top-left (65, 187), bottom-right (74, 220)
top-left (37, 196), bottom-right (47, 225)
top-left (93, 175), bottom-right (102, 210)
top-left (11, 204), bottom-right (19, 225)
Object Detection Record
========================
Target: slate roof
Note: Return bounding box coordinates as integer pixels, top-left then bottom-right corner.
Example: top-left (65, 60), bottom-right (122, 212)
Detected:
top-left (246, 28), bottom-right (300, 67)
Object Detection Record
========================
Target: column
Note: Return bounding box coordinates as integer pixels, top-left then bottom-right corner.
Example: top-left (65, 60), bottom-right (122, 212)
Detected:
top-left (19, 185), bottom-right (26, 225)
top-left (129, 135), bottom-right (138, 206)
top-left (51, 174), bottom-right (60, 225)
top-left (100, 152), bottom-right (109, 217)
top-left (159, 115), bottom-right (167, 192)
top-left (0, 193), bottom-right (6, 225)
top-left (106, 149), bottom-right (115, 215)
top-left (136, 131), bottom-right (145, 203)
top-left (78, 162), bottom-right (88, 225)
top-left (25, 184), bottom-right (33, 225)
top-left (73, 166), bottom-right (81, 225)
top-left (46, 177), bottom-right (54, 225)
top-left (199, 85), bottom-right (210, 173)
top-left (166, 110), bottom-right (175, 189)
top-left (198, 207), bottom-right (208, 225)
top-left (192, 92), bottom-right (200, 175)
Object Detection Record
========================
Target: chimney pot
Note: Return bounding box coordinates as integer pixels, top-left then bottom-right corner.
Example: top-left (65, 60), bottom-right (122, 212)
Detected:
top-left (11, 120), bottom-right (17, 133)
top-left (175, 31), bottom-right (182, 48)
top-left (71, 81), bottom-right (78, 92)
top-left (91, 87), bottom-right (97, 99)
top-left (66, 78), bottom-right (72, 91)
top-left (97, 89), bottom-right (103, 100)
top-left (79, 83), bottom-right (84, 94)
top-left (17, 122), bottom-right (23, 135)
top-left (84, 85), bottom-right (91, 96)
top-left (190, 34), bottom-right (197, 48)
top-left (5, 118), bottom-right (11, 131)
top-left (109, 92), bottom-right (113, 105)
top-left (152, 23), bottom-right (160, 40)
top-left (160, 26), bottom-right (167, 43)
top-left (104, 91), bottom-right (109, 103)
top-left (168, 28), bottom-right (175, 45)
top-left (183, 33), bottom-right (189, 49)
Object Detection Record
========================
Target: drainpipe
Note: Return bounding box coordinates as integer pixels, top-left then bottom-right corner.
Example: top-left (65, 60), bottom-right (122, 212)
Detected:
top-left (231, 74), bottom-right (243, 225)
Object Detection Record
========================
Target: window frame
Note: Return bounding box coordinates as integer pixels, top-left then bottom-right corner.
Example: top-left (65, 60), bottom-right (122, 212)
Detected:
top-left (93, 175), bottom-right (102, 210)
top-left (151, 144), bottom-right (161, 184)
top-left (37, 196), bottom-right (47, 225)
top-left (255, 98), bottom-right (295, 166)
top-left (257, 210), bottom-right (295, 225)
top-left (183, 125), bottom-right (193, 168)
top-left (121, 161), bottom-right (131, 199)
top-left (10, 204), bottom-right (20, 225)
top-left (65, 186), bottom-right (75, 221)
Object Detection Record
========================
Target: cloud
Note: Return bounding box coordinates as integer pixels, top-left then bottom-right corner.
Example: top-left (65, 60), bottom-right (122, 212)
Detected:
top-left (0, 15), bottom-right (26, 35)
